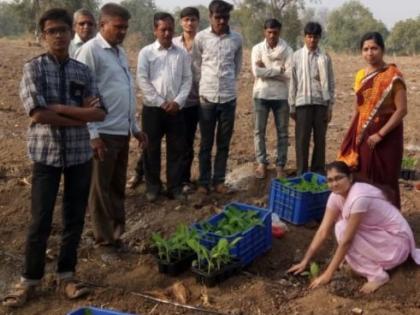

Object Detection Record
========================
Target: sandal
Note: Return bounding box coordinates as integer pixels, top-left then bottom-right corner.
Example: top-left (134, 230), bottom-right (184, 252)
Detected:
top-left (2, 283), bottom-right (36, 308)
top-left (58, 278), bottom-right (91, 300)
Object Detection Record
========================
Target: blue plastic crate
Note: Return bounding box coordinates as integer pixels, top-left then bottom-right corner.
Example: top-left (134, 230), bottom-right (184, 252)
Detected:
top-left (192, 202), bottom-right (272, 266)
top-left (268, 172), bottom-right (330, 225)
top-left (67, 307), bottom-right (136, 315)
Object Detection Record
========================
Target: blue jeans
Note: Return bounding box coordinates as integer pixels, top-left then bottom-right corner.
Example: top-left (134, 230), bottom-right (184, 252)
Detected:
top-left (198, 99), bottom-right (236, 187)
top-left (253, 98), bottom-right (289, 167)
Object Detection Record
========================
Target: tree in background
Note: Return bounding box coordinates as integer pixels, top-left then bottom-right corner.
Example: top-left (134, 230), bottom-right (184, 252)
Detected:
top-left (0, 0), bottom-right (99, 36)
top-left (121, 0), bottom-right (157, 46)
top-left (386, 17), bottom-right (420, 55)
top-left (10, 0), bottom-right (99, 33)
top-left (325, 0), bottom-right (388, 53)
top-left (0, 2), bottom-right (25, 37)
top-left (232, 0), bottom-right (305, 49)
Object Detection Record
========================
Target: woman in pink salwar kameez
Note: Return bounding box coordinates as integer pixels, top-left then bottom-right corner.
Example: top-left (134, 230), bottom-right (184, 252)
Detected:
top-left (288, 161), bottom-right (420, 293)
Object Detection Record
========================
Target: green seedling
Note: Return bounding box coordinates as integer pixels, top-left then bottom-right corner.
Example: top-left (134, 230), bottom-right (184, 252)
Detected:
top-left (278, 174), bottom-right (328, 192)
top-left (188, 237), bottom-right (241, 274)
top-left (198, 205), bottom-right (264, 237)
top-left (401, 156), bottom-right (418, 169)
top-left (151, 224), bottom-right (199, 263)
top-left (301, 262), bottom-right (320, 280)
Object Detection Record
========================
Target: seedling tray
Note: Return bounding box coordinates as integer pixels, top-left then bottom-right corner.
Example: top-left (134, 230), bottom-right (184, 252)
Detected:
top-left (191, 258), bottom-right (242, 287)
top-left (269, 172), bottom-right (330, 225)
top-left (156, 251), bottom-right (196, 276)
top-left (400, 169), bottom-right (416, 180)
top-left (67, 307), bottom-right (136, 315)
top-left (192, 202), bottom-right (272, 266)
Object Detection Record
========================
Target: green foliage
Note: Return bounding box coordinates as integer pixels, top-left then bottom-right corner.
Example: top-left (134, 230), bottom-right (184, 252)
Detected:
top-left (232, 0), bottom-right (304, 48)
top-left (198, 206), bottom-right (264, 237)
top-left (325, 0), bottom-right (388, 53)
top-left (386, 17), bottom-right (420, 55)
top-left (5, 0), bottom-right (99, 34)
top-left (301, 261), bottom-right (320, 279)
top-left (280, 4), bottom-right (302, 50)
top-left (188, 237), bottom-right (241, 274)
top-left (151, 224), bottom-right (199, 263)
top-left (401, 156), bottom-right (418, 169)
top-left (121, 0), bottom-right (157, 46)
top-left (0, 2), bottom-right (26, 37)
top-left (278, 174), bottom-right (328, 192)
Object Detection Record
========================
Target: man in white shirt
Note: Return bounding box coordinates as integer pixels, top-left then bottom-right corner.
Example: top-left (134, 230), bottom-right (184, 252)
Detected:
top-left (137, 12), bottom-right (192, 202)
top-left (76, 3), bottom-right (147, 248)
top-left (251, 18), bottom-right (293, 179)
top-left (69, 9), bottom-right (96, 58)
top-left (192, 0), bottom-right (242, 194)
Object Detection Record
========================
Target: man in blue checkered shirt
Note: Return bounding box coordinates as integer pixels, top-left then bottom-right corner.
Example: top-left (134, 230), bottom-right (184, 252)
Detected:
top-left (2, 8), bottom-right (106, 308)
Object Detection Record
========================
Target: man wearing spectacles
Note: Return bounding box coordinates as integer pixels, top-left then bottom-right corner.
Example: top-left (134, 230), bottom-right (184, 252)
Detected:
top-left (2, 8), bottom-right (106, 308)
top-left (69, 8), bottom-right (96, 58)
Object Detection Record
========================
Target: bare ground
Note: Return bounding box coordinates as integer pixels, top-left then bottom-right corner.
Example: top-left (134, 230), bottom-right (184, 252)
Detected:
top-left (0, 38), bottom-right (419, 315)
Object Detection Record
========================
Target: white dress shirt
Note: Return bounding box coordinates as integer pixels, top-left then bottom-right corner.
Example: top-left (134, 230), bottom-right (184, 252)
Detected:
top-left (137, 40), bottom-right (192, 108)
top-left (192, 27), bottom-right (243, 103)
top-left (76, 33), bottom-right (140, 139)
top-left (69, 33), bottom-right (84, 58)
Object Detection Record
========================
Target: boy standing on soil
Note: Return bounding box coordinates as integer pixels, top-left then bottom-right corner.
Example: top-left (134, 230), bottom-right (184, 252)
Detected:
top-left (3, 8), bottom-right (106, 307)
top-left (192, 0), bottom-right (243, 194)
top-left (288, 22), bottom-right (335, 175)
top-left (137, 12), bottom-right (192, 202)
top-left (76, 3), bottom-right (148, 248)
top-left (69, 8), bottom-right (96, 58)
top-left (251, 18), bottom-right (293, 179)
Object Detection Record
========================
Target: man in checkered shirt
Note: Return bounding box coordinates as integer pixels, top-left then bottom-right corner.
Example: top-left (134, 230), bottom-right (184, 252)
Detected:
top-left (3, 8), bottom-right (106, 307)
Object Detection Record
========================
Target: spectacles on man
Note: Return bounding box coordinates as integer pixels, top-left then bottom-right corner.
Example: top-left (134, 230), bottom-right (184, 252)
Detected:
top-left (43, 26), bottom-right (70, 36)
top-left (77, 21), bottom-right (95, 27)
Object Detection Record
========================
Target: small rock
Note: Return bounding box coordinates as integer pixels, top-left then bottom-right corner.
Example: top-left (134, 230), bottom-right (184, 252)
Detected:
top-left (228, 308), bottom-right (243, 315)
top-left (351, 307), bottom-right (363, 314)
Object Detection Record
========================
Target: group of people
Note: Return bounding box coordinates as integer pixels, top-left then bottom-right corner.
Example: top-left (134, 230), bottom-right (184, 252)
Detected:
top-left (2, 0), bottom-right (419, 309)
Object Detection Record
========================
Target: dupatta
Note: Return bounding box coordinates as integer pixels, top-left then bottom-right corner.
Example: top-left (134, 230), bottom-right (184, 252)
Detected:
top-left (338, 64), bottom-right (404, 169)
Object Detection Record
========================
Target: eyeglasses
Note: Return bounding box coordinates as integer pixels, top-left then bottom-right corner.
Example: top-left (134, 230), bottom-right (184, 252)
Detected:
top-left (77, 21), bottom-right (95, 27)
top-left (326, 174), bottom-right (347, 183)
top-left (43, 26), bottom-right (70, 36)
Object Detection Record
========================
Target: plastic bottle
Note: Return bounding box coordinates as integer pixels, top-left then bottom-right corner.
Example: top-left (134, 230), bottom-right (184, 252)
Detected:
top-left (271, 213), bottom-right (288, 238)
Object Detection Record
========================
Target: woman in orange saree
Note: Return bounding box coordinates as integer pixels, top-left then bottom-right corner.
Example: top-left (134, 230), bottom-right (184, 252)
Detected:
top-left (338, 32), bottom-right (407, 209)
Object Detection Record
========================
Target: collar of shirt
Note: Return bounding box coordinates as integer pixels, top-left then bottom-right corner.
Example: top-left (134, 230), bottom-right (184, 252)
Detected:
top-left (152, 40), bottom-right (176, 51)
top-left (264, 38), bottom-right (281, 51)
top-left (73, 33), bottom-right (84, 46)
top-left (304, 44), bottom-right (320, 56)
top-left (45, 52), bottom-right (70, 65)
top-left (207, 26), bottom-right (231, 36)
top-left (96, 32), bottom-right (123, 54)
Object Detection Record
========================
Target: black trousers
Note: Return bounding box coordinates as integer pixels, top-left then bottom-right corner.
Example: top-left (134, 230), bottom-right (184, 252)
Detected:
top-left (181, 105), bottom-right (199, 183)
top-left (23, 160), bottom-right (92, 280)
top-left (295, 105), bottom-right (328, 175)
top-left (142, 106), bottom-right (186, 195)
